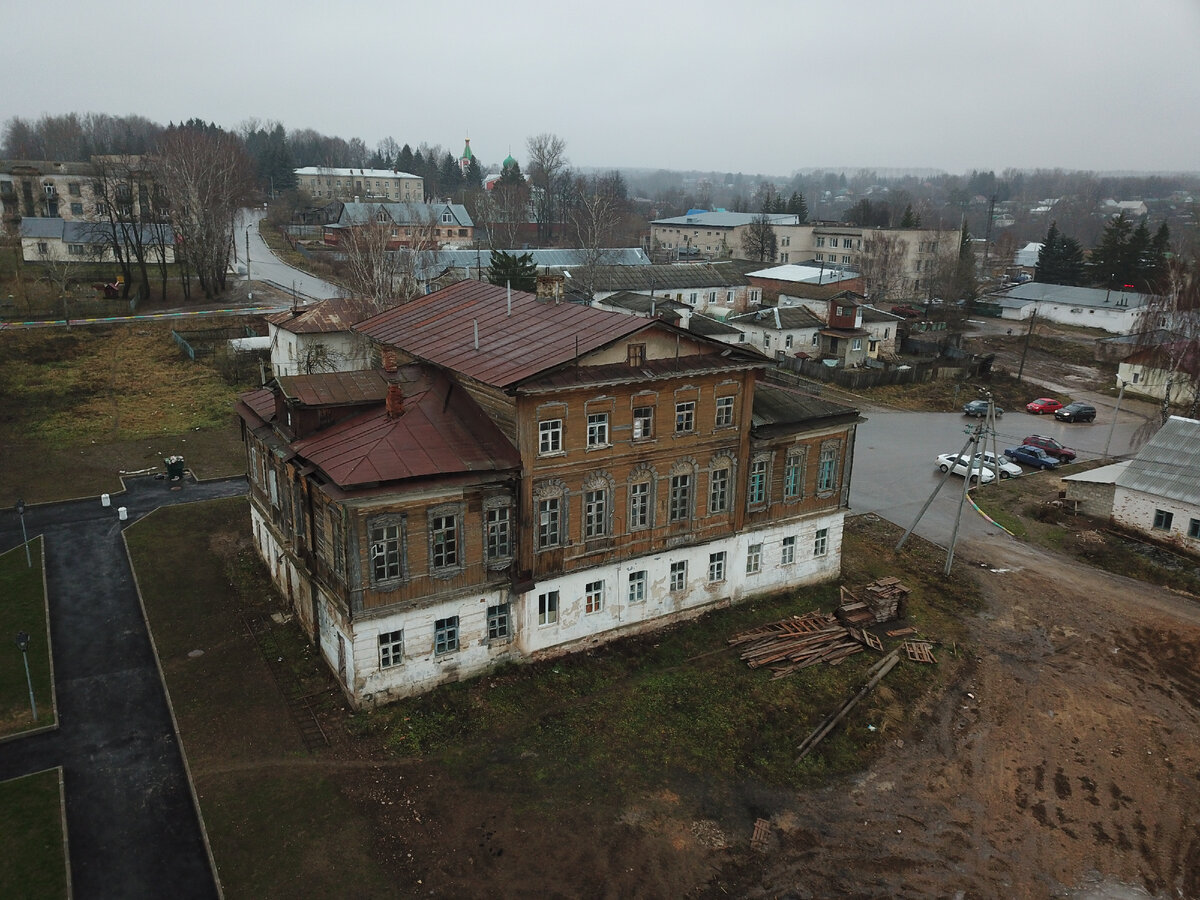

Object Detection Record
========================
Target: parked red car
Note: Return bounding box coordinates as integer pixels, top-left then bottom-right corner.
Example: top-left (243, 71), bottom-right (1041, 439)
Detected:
top-left (891, 305), bottom-right (923, 318)
top-left (1022, 434), bottom-right (1078, 461)
top-left (1025, 397), bottom-right (1064, 415)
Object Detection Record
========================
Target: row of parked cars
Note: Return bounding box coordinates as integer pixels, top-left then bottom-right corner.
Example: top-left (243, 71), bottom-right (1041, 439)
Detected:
top-left (934, 434), bottom-right (1078, 482)
top-left (962, 398), bottom-right (1097, 423)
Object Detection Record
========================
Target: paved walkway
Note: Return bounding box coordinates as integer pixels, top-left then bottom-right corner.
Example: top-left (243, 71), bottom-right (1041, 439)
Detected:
top-left (0, 475), bottom-right (247, 899)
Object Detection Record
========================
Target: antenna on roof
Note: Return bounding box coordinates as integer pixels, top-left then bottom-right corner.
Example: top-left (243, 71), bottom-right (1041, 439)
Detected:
top-left (507, 281), bottom-right (512, 316)
top-left (473, 319), bottom-right (479, 350)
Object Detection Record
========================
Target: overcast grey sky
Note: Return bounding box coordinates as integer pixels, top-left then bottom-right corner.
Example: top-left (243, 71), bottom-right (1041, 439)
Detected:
top-left (6, 0), bottom-right (1199, 176)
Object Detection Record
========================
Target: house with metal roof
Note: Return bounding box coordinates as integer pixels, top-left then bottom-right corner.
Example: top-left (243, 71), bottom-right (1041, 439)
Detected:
top-left (238, 279), bottom-right (862, 706)
top-left (1111, 416), bottom-right (1200, 550)
top-left (265, 296), bottom-right (383, 377)
top-left (990, 282), bottom-right (1158, 334)
top-left (323, 201), bottom-right (474, 249)
top-left (294, 166), bottom-right (423, 203)
top-left (19, 216), bottom-right (176, 263)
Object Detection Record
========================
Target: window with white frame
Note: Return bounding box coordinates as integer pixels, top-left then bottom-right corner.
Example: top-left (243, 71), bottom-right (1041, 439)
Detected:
top-left (816, 237), bottom-right (825, 247)
top-left (488, 603), bottom-right (511, 641)
top-left (843, 255), bottom-right (851, 264)
top-left (538, 591), bottom-right (559, 625)
top-left (785, 334), bottom-right (793, 349)
top-left (811, 333), bottom-right (819, 346)
top-left (708, 551), bottom-right (726, 583)
top-left (1154, 509), bottom-right (1174, 530)
top-left (709, 465), bottom-right (730, 514)
top-left (369, 519), bottom-right (403, 584)
top-left (378, 629), bottom-right (404, 668)
top-left (670, 560), bottom-right (687, 592)
top-left (584, 487), bottom-right (608, 539)
top-left (538, 495), bottom-right (563, 548)
top-left (715, 395), bottom-right (735, 428)
top-left (585, 580), bottom-right (605, 614)
top-left (628, 570), bottom-right (647, 603)
top-left (669, 472), bottom-right (692, 522)
top-left (764, 334), bottom-right (771, 351)
top-left (675, 401), bottom-right (695, 434)
top-left (587, 412), bottom-right (609, 447)
top-left (746, 543), bottom-right (762, 574)
top-left (633, 405), bottom-right (654, 440)
top-left (629, 478), bottom-right (652, 530)
top-left (539, 418), bottom-right (563, 455)
top-left (851, 338), bottom-right (862, 351)
top-left (814, 528), bottom-right (829, 556)
top-left (781, 535), bottom-right (796, 565)
top-left (434, 616), bottom-right (459, 654)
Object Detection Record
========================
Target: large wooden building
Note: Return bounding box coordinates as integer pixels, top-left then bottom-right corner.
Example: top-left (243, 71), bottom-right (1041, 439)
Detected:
top-left (237, 281), bottom-right (862, 705)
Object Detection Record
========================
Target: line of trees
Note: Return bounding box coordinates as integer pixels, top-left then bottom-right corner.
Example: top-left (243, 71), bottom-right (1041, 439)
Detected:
top-left (1037, 213), bottom-right (1171, 293)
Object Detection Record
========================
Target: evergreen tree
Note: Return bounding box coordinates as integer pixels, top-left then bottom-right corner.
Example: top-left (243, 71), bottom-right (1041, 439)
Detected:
top-left (1146, 223), bottom-right (1172, 291)
top-left (498, 159), bottom-right (525, 187)
top-left (1089, 213), bottom-right (1134, 288)
top-left (465, 157), bottom-right (484, 190)
top-left (487, 250), bottom-right (537, 292)
top-left (1036, 221), bottom-right (1086, 286)
top-left (438, 152), bottom-right (463, 197)
top-left (397, 144), bottom-right (415, 174)
top-left (786, 191), bottom-right (808, 222)
top-left (899, 204), bottom-right (920, 228)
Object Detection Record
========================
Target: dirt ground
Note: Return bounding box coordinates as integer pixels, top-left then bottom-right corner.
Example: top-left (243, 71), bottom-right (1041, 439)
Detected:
top-left (292, 531), bottom-right (1200, 900)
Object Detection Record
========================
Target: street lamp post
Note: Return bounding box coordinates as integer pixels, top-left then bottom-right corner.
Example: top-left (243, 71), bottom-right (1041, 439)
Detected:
top-left (15, 498), bottom-right (30, 568)
top-left (15, 631), bottom-right (37, 722)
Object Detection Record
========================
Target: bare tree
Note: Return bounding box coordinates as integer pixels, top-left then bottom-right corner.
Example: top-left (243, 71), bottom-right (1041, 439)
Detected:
top-left (566, 177), bottom-right (625, 300)
top-left (526, 133), bottom-right (568, 245)
top-left (338, 206), bottom-right (441, 306)
top-left (740, 211), bottom-right (777, 262)
top-left (478, 183), bottom-right (529, 250)
top-left (1132, 254), bottom-right (1200, 422)
top-left (35, 239), bottom-right (77, 328)
top-left (861, 233), bottom-right (910, 302)
top-left (89, 154), bottom-right (162, 301)
top-left (153, 126), bottom-right (256, 300)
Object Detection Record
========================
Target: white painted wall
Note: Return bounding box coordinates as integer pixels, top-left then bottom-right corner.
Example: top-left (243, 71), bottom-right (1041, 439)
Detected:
top-left (268, 324), bottom-right (374, 377)
top-left (1112, 487), bottom-right (1200, 546)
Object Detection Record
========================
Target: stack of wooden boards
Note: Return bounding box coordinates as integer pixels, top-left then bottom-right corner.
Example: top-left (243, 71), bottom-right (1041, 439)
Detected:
top-left (730, 611), bottom-right (874, 678)
top-left (835, 576), bottom-right (910, 626)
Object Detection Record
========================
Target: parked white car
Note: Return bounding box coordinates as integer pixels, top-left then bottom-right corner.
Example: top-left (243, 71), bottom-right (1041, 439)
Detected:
top-left (934, 453), bottom-right (997, 484)
top-left (972, 450), bottom-right (1022, 479)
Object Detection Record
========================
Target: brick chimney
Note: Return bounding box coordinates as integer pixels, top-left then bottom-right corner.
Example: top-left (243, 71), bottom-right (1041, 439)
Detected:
top-left (386, 383), bottom-right (404, 418)
top-left (382, 349), bottom-right (398, 373)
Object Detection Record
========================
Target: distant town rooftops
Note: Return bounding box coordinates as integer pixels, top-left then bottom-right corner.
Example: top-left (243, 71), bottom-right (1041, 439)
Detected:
top-left (999, 282), bottom-right (1154, 310)
top-left (294, 166), bottom-right (420, 179)
top-left (652, 211), bottom-right (800, 228)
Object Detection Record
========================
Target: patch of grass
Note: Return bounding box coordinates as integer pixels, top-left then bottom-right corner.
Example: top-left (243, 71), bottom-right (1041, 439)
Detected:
top-left (365, 518), bottom-right (973, 809)
top-left (128, 498), bottom-right (393, 898)
top-left (862, 371), bottom-right (1065, 415)
top-left (0, 540), bottom-right (53, 736)
top-left (0, 324), bottom-right (247, 503)
top-left (0, 769), bottom-right (69, 899)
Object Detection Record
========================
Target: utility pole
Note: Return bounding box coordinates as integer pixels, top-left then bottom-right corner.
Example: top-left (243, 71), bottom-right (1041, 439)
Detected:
top-left (1016, 308), bottom-right (1037, 382)
top-left (896, 426), bottom-right (981, 551)
top-left (246, 228), bottom-right (251, 283)
top-left (1103, 381), bottom-right (1127, 461)
top-left (945, 424), bottom-right (984, 577)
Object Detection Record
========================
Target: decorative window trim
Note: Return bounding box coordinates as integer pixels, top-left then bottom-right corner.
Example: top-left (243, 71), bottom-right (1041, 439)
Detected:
top-left (784, 447), bottom-right (807, 502)
top-left (582, 471), bottom-right (615, 540)
top-left (534, 479), bottom-right (569, 551)
top-left (482, 495), bottom-right (514, 569)
top-left (817, 439), bottom-right (842, 498)
top-left (714, 394), bottom-right (736, 429)
top-left (708, 453), bottom-right (736, 515)
top-left (746, 452), bottom-right (772, 510)
top-left (367, 513), bottom-right (409, 587)
top-left (427, 503), bottom-right (465, 577)
top-left (668, 458), bottom-right (698, 524)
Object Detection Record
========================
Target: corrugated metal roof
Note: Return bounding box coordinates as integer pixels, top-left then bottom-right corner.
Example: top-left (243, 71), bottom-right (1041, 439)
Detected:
top-left (1000, 282), bottom-right (1154, 310)
top-left (337, 201), bottom-right (472, 227)
top-left (596, 291), bottom-right (688, 316)
top-left (653, 211), bottom-right (798, 228)
top-left (354, 280), bottom-right (652, 388)
top-left (583, 262), bottom-right (749, 292)
top-left (19, 217), bottom-right (175, 245)
top-left (1115, 415), bottom-right (1200, 505)
top-left (752, 382), bottom-right (861, 429)
top-left (517, 351), bottom-right (763, 394)
top-left (266, 297), bottom-right (382, 334)
top-left (290, 366), bottom-right (519, 487)
top-left (687, 314), bottom-right (743, 337)
top-left (728, 307), bottom-right (823, 330)
top-left (1062, 461), bottom-right (1130, 485)
top-left (747, 263), bottom-right (861, 285)
top-left (241, 388), bottom-right (276, 421)
top-left (277, 370), bottom-right (389, 407)
top-left (860, 305), bottom-right (904, 323)
top-left (294, 166), bottom-right (420, 179)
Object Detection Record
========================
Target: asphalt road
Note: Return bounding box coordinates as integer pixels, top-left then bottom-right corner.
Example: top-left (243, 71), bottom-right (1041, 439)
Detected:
top-left (0, 475), bottom-right (247, 899)
top-left (850, 402), bottom-right (1153, 549)
top-left (235, 208), bottom-right (343, 301)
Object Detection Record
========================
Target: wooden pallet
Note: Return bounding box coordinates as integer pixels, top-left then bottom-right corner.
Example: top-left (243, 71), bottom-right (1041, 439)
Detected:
top-left (904, 640), bottom-right (936, 664)
top-left (751, 818), bottom-right (771, 853)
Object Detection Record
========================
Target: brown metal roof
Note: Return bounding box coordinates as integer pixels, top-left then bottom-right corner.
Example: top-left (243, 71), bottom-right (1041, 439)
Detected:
top-left (265, 297), bottom-right (382, 334)
top-left (291, 366), bottom-right (520, 488)
top-left (752, 382), bottom-right (862, 431)
top-left (241, 388), bottom-right (276, 421)
top-left (277, 370), bottom-right (389, 407)
top-left (517, 351), bottom-right (763, 394)
top-left (354, 280), bottom-right (653, 389)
